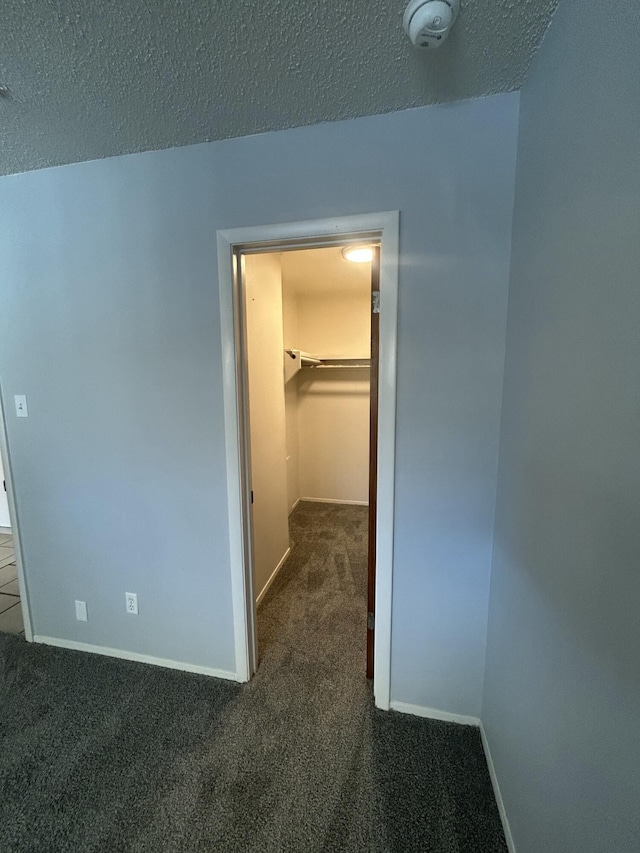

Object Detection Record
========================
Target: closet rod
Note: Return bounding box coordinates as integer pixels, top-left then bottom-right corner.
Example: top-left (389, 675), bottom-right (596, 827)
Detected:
top-left (285, 349), bottom-right (323, 366)
top-left (306, 363), bottom-right (370, 369)
top-left (285, 349), bottom-right (370, 368)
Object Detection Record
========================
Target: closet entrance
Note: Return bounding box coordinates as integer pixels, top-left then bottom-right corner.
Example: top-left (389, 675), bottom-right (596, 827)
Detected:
top-left (218, 210), bottom-right (398, 705)
top-left (239, 242), bottom-right (380, 678)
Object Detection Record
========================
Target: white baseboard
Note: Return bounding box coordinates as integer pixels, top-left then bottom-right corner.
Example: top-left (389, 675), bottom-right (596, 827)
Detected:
top-left (255, 547), bottom-right (291, 606)
top-left (0, 526), bottom-right (11, 535)
top-left (32, 635), bottom-right (238, 682)
top-left (299, 497), bottom-right (369, 507)
top-left (288, 497), bottom-right (301, 515)
top-left (480, 723), bottom-right (516, 853)
top-left (390, 700), bottom-right (481, 728)
top-left (391, 701), bottom-right (514, 849)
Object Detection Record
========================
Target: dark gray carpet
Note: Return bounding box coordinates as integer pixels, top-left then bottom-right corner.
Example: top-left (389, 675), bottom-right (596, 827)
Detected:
top-left (0, 501), bottom-right (507, 852)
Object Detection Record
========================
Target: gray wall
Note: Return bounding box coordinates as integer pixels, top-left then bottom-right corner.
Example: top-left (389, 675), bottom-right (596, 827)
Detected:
top-left (482, 1), bottom-right (640, 850)
top-left (0, 93), bottom-right (518, 712)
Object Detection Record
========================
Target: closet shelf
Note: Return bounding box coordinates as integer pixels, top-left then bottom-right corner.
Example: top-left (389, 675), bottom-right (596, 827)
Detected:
top-left (284, 349), bottom-right (370, 381)
top-left (309, 359), bottom-right (371, 369)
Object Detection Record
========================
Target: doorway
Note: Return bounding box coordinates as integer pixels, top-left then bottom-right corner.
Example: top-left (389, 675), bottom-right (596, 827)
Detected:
top-left (0, 393), bottom-right (32, 639)
top-left (244, 244), bottom-right (378, 684)
top-left (217, 212), bottom-right (399, 710)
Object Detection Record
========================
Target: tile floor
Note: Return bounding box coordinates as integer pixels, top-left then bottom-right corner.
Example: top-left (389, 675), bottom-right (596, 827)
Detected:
top-left (0, 532), bottom-right (24, 635)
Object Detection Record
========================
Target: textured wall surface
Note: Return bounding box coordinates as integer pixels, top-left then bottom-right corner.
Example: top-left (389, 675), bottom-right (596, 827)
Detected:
top-left (0, 93), bottom-right (518, 714)
top-left (0, 0), bottom-right (554, 176)
top-left (482, 0), bottom-right (640, 850)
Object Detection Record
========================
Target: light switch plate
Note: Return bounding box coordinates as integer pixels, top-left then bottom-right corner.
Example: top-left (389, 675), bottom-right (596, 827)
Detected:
top-left (14, 395), bottom-right (28, 418)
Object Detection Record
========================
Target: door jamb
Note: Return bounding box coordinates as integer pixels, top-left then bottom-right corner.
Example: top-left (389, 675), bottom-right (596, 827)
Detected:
top-left (0, 384), bottom-right (33, 640)
top-left (217, 212), bottom-right (399, 710)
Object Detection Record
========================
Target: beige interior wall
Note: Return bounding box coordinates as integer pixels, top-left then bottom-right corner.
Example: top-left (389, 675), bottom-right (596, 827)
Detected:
top-left (296, 290), bottom-right (370, 358)
top-left (281, 248), bottom-right (371, 505)
top-left (244, 253), bottom-right (290, 601)
top-left (296, 369), bottom-right (370, 503)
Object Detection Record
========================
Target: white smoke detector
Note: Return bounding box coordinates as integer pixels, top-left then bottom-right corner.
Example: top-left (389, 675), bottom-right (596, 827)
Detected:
top-left (403, 0), bottom-right (460, 49)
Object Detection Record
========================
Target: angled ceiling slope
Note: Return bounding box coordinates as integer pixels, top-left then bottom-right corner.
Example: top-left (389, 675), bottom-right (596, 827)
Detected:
top-left (0, 0), bottom-right (557, 176)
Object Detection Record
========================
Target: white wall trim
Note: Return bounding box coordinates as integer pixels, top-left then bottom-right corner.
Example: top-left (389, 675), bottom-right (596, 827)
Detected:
top-left (33, 636), bottom-right (238, 682)
top-left (480, 723), bottom-right (517, 853)
top-left (218, 242), bottom-right (253, 684)
top-left (0, 383), bottom-right (33, 641)
top-left (0, 526), bottom-right (11, 535)
top-left (255, 547), bottom-right (290, 606)
top-left (218, 211), bottom-right (399, 710)
top-left (288, 497), bottom-right (301, 516)
top-left (299, 497), bottom-right (368, 507)
top-left (372, 213), bottom-right (399, 711)
top-left (391, 702), bottom-right (515, 850)
top-left (390, 700), bottom-right (481, 728)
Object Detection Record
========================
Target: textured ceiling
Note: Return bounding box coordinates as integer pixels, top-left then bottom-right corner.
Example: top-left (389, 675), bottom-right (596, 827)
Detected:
top-left (0, 0), bottom-right (557, 176)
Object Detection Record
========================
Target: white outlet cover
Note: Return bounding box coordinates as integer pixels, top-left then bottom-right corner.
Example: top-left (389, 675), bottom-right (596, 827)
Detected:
top-left (75, 600), bottom-right (88, 622)
top-left (125, 592), bottom-right (138, 615)
top-left (14, 395), bottom-right (28, 417)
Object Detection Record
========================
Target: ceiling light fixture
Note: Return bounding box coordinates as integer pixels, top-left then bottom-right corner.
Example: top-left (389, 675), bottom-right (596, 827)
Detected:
top-left (341, 245), bottom-right (374, 263)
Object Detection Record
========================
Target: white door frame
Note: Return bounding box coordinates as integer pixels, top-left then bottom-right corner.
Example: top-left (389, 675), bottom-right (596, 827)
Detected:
top-left (217, 211), bottom-right (399, 710)
top-left (0, 385), bottom-right (33, 640)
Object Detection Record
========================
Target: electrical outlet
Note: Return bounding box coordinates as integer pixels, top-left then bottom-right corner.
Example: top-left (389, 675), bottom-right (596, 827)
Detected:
top-left (125, 592), bottom-right (138, 615)
top-left (14, 395), bottom-right (28, 418)
top-left (75, 600), bottom-right (88, 622)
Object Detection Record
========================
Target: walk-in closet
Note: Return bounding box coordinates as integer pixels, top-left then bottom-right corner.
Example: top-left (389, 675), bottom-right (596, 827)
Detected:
top-left (242, 245), bottom-right (375, 667)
